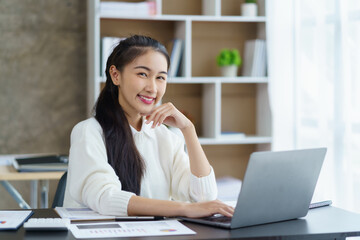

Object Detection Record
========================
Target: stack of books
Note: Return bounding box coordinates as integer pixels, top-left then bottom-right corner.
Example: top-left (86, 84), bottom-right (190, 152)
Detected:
top-left (100, 1), bottom-right (156, 17)
top-left (242, 39), bottom-right (267, 77)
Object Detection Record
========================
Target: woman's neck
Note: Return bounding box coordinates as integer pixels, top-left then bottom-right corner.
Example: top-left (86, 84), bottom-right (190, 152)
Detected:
top-left (127, 115), bottom-right (143, 131)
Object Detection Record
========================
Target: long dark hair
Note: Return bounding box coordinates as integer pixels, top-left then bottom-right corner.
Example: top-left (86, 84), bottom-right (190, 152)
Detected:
top-left (95, 35), bottom-right (170, 195)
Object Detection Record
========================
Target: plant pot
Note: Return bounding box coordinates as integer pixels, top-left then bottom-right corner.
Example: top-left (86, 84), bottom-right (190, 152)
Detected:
top-left (221, 65), bottom-right (238, 77)
top-left (241, 3), bottom-right (258, 17)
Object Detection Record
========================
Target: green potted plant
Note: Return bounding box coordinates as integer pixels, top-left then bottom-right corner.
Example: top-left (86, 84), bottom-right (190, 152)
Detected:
top-left (241, 0), bottom-right (257, 17)
top-left (216, 48), bottom-right (242, 77)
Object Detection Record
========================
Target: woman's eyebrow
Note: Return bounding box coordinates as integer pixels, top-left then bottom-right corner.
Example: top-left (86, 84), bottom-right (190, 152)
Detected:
top-left (134, 66), bottom-right (151, 71)
top-left (134, 66), bottom-right (168, 75)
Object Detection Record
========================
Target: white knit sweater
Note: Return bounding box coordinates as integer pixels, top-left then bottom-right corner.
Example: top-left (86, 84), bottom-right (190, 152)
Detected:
top-left (63, 117), bottom-right (217, 216)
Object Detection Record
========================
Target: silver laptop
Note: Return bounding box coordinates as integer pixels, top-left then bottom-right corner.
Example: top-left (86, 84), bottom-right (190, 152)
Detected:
top-left (181, 148), bottom-right (327, 229)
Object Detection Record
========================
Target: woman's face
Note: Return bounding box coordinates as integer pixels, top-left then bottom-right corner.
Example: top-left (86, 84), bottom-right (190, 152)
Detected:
top-left (112, 49), bottom-right (168, 120)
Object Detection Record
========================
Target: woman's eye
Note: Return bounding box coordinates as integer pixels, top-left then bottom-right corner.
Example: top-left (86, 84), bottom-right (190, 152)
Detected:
top-left (138, 72), bottom-right (147, 77)
top-left (157, 76), bottom-right (166, 81)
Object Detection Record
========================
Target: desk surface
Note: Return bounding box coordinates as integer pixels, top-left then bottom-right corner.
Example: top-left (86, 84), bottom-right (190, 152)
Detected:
top-left (1, 207), bottom-right (360, 240)
top-left (0, 165), bottom-right (64, 181)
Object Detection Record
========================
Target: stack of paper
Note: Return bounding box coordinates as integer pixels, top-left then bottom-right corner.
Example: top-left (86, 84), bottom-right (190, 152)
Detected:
top-left (0, 210), bottom-right (33, 230)
top-left (100, 1), bottom-right (156, 17)
top-left (243, 39), bottom-right (267, 77)
top-left (68, 220), bottom-right (195, 239)
top-left (55, 207), bottom-right (115, 221)
top-left (55, 207), bottom-right (195, 238)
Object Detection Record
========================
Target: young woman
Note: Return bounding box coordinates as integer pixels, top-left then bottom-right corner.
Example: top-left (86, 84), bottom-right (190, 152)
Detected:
top-left (63, 35), bottom-right (234, 218)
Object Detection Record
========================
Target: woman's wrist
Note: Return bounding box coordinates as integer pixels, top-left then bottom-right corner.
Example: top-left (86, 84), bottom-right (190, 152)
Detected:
top-left (180, 121), bottom-right (195, 133)
top-left (177, 202), bottom-right (190, 217)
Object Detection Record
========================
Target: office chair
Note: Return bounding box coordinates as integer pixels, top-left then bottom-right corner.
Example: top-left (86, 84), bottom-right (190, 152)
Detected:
top-left (52, 171), bottom-right (67, 208)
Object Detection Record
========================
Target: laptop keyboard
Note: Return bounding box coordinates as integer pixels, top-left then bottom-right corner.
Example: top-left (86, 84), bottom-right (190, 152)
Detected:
top-left (202, 215), bottom-right (232, 224)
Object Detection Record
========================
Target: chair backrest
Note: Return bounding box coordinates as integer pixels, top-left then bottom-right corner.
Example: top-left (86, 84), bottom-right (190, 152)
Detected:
top-left (52, 171), bottom-right (67, 208)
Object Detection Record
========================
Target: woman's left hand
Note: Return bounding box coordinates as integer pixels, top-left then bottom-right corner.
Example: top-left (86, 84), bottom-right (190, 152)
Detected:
top-left (145, 102), bottom-right (192, 130)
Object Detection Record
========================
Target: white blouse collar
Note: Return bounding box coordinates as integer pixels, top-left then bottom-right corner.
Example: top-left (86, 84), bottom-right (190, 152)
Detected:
top-left (129, 117), bottom-right (153, 137)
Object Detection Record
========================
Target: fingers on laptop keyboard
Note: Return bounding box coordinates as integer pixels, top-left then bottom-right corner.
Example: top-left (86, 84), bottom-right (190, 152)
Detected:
top-left (216, 201), bottom-right (234, 217)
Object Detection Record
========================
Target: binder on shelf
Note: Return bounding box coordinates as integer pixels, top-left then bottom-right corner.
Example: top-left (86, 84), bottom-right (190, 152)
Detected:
top-left (12, 155), bottom-right (68, 172)
top-left (100, 37), bottom-right (124, 77)
top-left (243, 39), bottom-right (267, 77)
top-left (168, 39), bottom-right (184, 77)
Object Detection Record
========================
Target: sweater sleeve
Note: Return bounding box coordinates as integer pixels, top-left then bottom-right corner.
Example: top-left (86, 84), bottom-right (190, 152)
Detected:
top-left (169, 133), bottom-right (218, 202)
top-left (67, 120), bottom-right (135, 216)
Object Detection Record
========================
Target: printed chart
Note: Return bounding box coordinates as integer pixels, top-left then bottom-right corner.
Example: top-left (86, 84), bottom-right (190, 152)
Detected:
top-left (68, 220), bottom-right (195, 238)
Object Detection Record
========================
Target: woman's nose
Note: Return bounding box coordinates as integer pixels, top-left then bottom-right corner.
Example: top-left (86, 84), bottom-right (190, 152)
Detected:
top-left (145, 78), bottom-right (156, 92)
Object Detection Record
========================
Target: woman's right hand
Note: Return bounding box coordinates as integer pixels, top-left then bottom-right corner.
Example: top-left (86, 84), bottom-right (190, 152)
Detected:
top-left (182, 200), bottom-right (235, 218)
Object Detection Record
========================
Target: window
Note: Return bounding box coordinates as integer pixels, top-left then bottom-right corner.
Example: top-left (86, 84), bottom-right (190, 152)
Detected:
top-left (294, 0), bottom-right (360, 212)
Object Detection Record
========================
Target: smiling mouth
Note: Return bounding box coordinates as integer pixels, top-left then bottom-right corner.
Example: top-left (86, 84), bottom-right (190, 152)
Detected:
top-left (138, 95), bottom-right (155, 104)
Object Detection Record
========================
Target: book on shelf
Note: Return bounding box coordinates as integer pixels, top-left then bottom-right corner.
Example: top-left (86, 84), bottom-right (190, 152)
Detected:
top-left (168, 39), bottom-right (184, 77)
top-left (12, 155), bottom-right (68, 172)
top-left (100, 1), bottom-right (156, 17)
top-left (243, 39), bottom-right (267, 77)
top-left (100, 37), bottom-right (124, 77)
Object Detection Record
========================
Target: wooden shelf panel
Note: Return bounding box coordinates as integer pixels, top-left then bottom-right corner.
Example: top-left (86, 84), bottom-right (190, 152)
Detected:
top-left (203, 145), bottom-right (256, 180)
top-left (191, 21), bottom-right (260, 77)
top-left (100, 19), bottom-right (177, 49)
top-left (221, 83), bottom-right (257, 134)
top-left (162, 0), bottom-right (202, 15)
top-left (162, 84), bottom-right (204, 136)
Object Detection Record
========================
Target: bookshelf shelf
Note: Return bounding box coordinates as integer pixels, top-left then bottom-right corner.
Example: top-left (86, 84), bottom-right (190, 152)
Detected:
top-left (100, 76), bottom-right (268, 84)
top-left (88, 0), bottom-right (271, 179)
top-left (167, 77), bottom-right (268, 84)
top-left (199, 136), bottom-right (272, 145)
top-left (100, 13), bottom-right (267, 23)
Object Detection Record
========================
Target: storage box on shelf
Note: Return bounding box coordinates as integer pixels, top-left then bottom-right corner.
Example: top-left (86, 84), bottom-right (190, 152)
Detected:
top-left (88, 0), bottom-right (271, 179)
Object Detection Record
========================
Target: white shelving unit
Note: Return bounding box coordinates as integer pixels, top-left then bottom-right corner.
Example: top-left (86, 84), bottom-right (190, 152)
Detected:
top-left (87, 0), bottom-right (272, 178)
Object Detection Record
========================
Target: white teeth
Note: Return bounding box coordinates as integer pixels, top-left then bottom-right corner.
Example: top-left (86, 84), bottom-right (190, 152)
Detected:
top-left (139, 95), bottom-right (154, 101)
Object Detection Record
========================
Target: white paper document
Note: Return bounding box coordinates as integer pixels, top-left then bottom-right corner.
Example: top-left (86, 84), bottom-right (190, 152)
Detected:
top-left (68, 220), bottom-right (195, 238)
top-left (0, 210), bottom-right (32, 230)
top-left (55, 207), bottom-right (116, 221)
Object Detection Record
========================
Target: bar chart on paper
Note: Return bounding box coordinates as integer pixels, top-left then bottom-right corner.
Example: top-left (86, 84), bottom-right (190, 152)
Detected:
top-left (68, 220), bottom-right (195, 238)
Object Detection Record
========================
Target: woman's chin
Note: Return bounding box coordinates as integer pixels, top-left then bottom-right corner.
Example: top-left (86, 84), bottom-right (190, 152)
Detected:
top-left (139, 110), bottom-right (152, 117)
